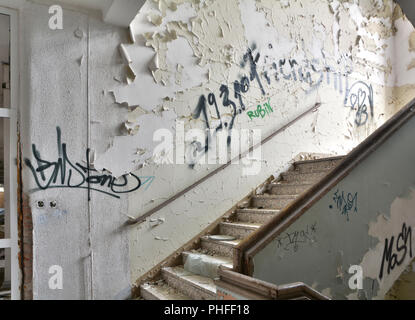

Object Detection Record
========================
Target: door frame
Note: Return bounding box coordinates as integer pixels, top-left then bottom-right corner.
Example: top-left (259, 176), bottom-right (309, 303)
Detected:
top-left (0, 6), bottom-right (20, 300)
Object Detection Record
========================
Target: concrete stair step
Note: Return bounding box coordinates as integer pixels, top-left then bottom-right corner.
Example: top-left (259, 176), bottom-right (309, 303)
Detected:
top-left (293, 156), bottom-right (344, 173)
top-left (200, 236), bottom-right (241, 257)
top-left (219, 221), bottom-right (261, 238)
top-left (281, 170), bottom-right (327, 183)
top-left (251, 195), bottom-right (298, 210)
top-left (162, 266), bottom-right (217, 300)
top-left (268, 183), bottom-right (312, 195)
top-left (140, 282), bottom-right (191, 300)
top-left (236, 208), bottom-right (280, 223)
top-left (182, 251), bottom-right (233, 279)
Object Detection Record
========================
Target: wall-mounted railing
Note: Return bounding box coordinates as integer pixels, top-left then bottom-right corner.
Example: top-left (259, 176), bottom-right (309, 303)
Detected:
top-left (215, 267), bottom-right (330, 300)
top-left (127, 102), bottom-right (322, 225)
top-left (232, 97), bottom-right (415, 275)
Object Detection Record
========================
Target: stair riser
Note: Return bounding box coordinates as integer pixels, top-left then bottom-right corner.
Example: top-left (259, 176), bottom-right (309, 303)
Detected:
top-left (219, 224), bottom-right (256, 238)
top-left (281, 171), bottom-right (326, 183)
top-left (182, 253), bottom-right (232, 279)
top-left (236, 211), bottom-right (275, 224)
top-left (162, 270), bottom-right (216, 300)
top-left (201, 239), bottom-right (234, 258)
top-left (251, 197), bottom-right (295, 209)
top-left (269, 184), bottom-right (311, 195)
top-left (294, 159), bottom-right (342, 173)
top-left (140, 287), bottom-right (160, 300)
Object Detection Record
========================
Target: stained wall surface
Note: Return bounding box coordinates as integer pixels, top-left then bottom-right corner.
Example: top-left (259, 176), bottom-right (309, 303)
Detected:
top-left (6, 0), bottom-right (415, 299)
top-left (253, 103), bottom-right (415, 299)
top-left (385, 258), bottom-right (415, 300)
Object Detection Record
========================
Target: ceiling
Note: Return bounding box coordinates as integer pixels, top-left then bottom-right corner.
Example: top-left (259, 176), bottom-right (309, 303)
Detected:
top-left (37, 0), bottom-right (145, 27)
top-left (54, 0), bottom-right (112, 11)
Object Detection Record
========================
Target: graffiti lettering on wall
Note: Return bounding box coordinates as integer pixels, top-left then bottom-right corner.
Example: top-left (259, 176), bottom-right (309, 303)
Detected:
top-left (255, 49), bottom-right (351, 96)
top-left (379, 222), bottom-right (413, 280)
top-left (190, 44), bottom-right (373, 166)
top-left (276, 222), bottom-right (317, 253)
top-left (249, 43), bottom-right (374, 126)
top-left (247, 99), bottom-right (274, 121)
top-left (190, 46), bottom-right (275, 164)
top-left (344, 81), bottom-right (374, 126)
top-left (329, 189), bottom-right (358, 221)
top-left (25, 127), bottom-right (155, 200)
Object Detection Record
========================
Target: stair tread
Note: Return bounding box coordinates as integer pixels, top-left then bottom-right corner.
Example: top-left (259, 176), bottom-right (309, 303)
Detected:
top-left (141, 282), bottom-right (191, 300)
top-left (253, 194), bottom-right (298, 199)
top-left (237, 208), bottom-right (280, 213)
top-left (183, 251), bottom-right (233, 270)
top-left (220, 221), bottom-right (262, 229)
top-left (201, 236), bottom-right (241, 246)
top-left (273, 180), bottom-right (316, 186)
top-left (284, 170), bottom-right (327, 176)
top-left (270, 182), bottom-right (313, 186)
top-left (163, 266), bottom-right (217, 295)
top-left (293, 155), bottom-right (345, 165)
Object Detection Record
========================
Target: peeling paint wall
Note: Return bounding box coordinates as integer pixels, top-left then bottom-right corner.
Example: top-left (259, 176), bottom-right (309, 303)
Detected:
top-left (105, 0), bottom-right (415, 287)
top-left (252, 105), bottom-right (415, 300)
top-left (14, 0), bottom-right (415, 299)
top-left (385, 257), bottom-right (415, 300)
top-left (17, 1), bottom-right (132, 299)
top-left (99, 0), bottom-right (415, 178)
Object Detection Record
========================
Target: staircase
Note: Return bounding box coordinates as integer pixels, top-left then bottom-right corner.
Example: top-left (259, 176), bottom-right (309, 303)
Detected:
top-left (139, 156), bottom-right (344, 300)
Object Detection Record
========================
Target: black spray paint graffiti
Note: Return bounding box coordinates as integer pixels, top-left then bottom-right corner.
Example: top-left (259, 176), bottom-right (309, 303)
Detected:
top-left (191, 44), bottom-right (374, 166)
top-left (190, 45), bottom-right (272, 165)
top-left (329, 189), bottom-right (358, 221)
top-left (379, 222), bottom-right (413, 280)
top-left (344, 81), bottom-right (374, 126)
top-left (276, 222), bottom-right (317, 253)
top-left (259, 50), bottom-right (352, 96)
top-left (25, 127), bottom-right (155, 200)
top-left (190, 80), bottom-right (251, 167)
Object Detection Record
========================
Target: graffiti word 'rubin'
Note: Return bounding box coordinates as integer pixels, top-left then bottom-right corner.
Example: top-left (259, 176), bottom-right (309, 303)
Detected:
top-left (247, 100), bottom-right (274, 120)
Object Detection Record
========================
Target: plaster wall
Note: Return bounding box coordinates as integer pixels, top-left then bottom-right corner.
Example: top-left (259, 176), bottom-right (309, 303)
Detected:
top-left (385, 258), bottom-right (415, 300)
top-left (112, 0), bottom-right (415, 288)
top-left (6, 0), bottom-right (415, 299)
top-left (16, 1), bottom-right (132, 299)
top-left (253, 103), bottom-right (415, 300)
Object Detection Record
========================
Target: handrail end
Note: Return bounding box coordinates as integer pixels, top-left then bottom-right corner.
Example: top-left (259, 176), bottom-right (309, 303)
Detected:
top-left (124, 214), bottom-right (146, 226)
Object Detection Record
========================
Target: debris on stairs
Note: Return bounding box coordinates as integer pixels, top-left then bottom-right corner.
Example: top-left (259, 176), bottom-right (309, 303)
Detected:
top-left (140, 156), bottom-right (344, 300)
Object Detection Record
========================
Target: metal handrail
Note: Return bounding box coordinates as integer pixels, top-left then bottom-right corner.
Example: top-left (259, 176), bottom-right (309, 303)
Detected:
top-left (216, 267), bottom-right (330, 300)
top-left (127, 102), bottom-right (322, 225)
top-left (233, 97), bottom-right (415, 275)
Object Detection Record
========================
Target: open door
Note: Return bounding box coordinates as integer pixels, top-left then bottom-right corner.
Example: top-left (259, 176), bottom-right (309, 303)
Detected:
top-left (0, 8), bottom-right (19, 300)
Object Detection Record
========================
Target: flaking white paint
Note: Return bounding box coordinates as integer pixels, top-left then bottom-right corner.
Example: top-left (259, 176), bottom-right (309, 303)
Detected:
top-left (12, 0), bottom-right (415, 299)
top-left (102, 0), bottom-right (415, 284)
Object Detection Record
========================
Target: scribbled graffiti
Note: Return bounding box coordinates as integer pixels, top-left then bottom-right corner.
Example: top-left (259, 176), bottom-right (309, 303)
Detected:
top-left (249, 42), bottom-right (352, 96)
top-left (379, 222), bottom-right (412, 280)
top-left (247, 99), bottom-right (274, 121)
top-left (276, 222), bottom-right (317, 252)
top-left (190, 83), bottom-right (251, 167)
top-left (344, 81), bottom-right (374, 126)
top-left (25, 127), bottom-right (155, 200)
top-left (190, 46), bottom-right (272, 164)
top-left (329, 189), bottom-right (358, 221)
top-left (190, 43), bottom-right (369, 166)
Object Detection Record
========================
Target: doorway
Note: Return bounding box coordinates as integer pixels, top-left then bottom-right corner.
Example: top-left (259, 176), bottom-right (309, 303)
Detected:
top-left (0, 8), bottom-right (19, 300)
